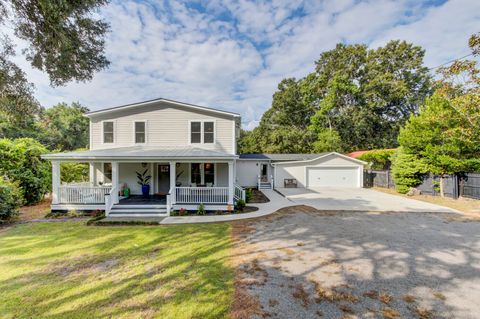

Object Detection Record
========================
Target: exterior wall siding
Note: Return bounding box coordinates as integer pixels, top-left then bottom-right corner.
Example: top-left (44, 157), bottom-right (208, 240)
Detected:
top-left (236, 160), bottom-right (271, 187)
top-left (274, 154), bottom-right (365, 188)
top-left (90, 101), bottom-right (235, 154)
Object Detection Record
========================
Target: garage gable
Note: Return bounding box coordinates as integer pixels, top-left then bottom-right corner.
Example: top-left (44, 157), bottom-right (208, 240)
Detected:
top-left (273, 152), bottom-right (365, 189)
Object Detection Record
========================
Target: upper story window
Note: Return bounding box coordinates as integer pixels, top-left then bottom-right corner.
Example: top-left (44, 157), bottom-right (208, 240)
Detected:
top-left (103, 121), bottom-right (114, 143)
top-left (134, 121), bottom-right (146, 144)
top-left (190, 121), bottom-right (215, 144)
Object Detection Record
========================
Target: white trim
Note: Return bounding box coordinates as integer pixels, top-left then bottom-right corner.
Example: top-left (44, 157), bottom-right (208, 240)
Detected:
top-left (86, 98), bottom-right (240, 118)
top-left (232, 120), bottom-right (236, 155)
top-left (52, 204), bottom-right (105, 211)
top-left (133, 120), bottom-right (148, 145)
top-left (101, 120), bottom-right (115, 145)
top-left (188, 120), bottom-right (216, 145)
top-left (272, 152), bottom-right (367, 166)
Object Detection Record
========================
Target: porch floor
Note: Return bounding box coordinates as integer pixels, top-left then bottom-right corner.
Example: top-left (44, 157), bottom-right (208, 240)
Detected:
top-left (119, 195), bottom-right (166, 205)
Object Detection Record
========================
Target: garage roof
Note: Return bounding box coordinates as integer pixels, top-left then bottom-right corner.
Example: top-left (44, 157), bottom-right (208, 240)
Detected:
top-left (239, 153), bottom-right (328, 161)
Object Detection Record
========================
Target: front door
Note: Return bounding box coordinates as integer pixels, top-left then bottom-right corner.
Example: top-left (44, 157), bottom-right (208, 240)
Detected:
top-left (157, 164), bottom-right (170, 194)
top-left (260, 164), bottom-right (268, 182)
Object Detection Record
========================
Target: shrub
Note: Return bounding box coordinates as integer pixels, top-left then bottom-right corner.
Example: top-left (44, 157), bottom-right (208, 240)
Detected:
top-left (179, 208), bottom-right (187, 216)
top-left (391, 148), bottom-right (429, 194)
top-left (197, 203), bottom-right (206, 215)
top-left (61, 161), bottom-right (89, 183)
top-left (0, 138), bottom-right (51, 205)
top-left (0, 176), bottom-right (23, 221)
top-left (358, 149), bottom-right (396, 170)
top-left (235, 199), bottom-right (246, 211)
top-left (245, 188), bottom-right (253, 203)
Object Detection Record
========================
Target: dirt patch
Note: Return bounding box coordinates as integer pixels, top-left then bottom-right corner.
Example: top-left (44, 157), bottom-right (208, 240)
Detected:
top-left (249, 189), bottom-right (270, 203)
top-left (18, 197), bottom-right (52, 221)
top-left (50, 255), bottom-right (119, 278)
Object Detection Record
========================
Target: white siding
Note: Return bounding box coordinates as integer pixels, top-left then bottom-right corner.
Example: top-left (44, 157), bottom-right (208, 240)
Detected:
top-left (236, 160), bottom-right (272, 187)
top-left (274, 154), bottom-right (364, 188)
top-left (90, 101), bottom-right (236, 154)
top-left (119, 163), bottom-right (149, 195)
top-left (216, 163), bottom-right (228, 187)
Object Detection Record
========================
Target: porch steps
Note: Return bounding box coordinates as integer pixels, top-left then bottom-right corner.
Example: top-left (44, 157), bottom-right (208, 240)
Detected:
top-left (109, 204), bottom-right (168, 217)
top-left (259, 182), bottom-right (272, 190)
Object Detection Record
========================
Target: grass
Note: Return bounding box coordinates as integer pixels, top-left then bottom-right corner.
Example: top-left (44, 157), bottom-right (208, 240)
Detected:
top-left (0, 222), bottom-right (234, 319)
top-left (373, 187), bottom-right (480, 215)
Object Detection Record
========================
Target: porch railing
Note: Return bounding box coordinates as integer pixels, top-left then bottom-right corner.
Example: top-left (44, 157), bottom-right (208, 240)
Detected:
top-left (58, 186), bottom-right (111, 204)
top-left (105, 184), bottom-right (118, 216)
top-left (234, 184), bottom-right (246, 202)
top-left (176, 187), bottom-right (229, 204)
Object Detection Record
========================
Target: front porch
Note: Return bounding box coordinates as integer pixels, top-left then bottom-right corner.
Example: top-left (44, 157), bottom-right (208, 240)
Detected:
top-left (49, 158), bottom-right (245, 215)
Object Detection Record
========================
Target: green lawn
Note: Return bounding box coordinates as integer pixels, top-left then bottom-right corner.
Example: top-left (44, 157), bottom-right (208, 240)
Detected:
top-left (0, 222), bottom-right (234, 319)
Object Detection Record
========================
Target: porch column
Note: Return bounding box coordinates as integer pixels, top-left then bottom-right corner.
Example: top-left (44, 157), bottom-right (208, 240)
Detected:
top-left (89, 162), bottom-right (96, 186)
top-left (111, 161), bottom-right (119, 204)
top-left (169, 161), bottom-right (176, 204)
top-left (228, 161), bottom-right (234, 206)
top-left (150, 162), bottom-right (154, 195)
top-left (51, 160), bottom-right (60, 205)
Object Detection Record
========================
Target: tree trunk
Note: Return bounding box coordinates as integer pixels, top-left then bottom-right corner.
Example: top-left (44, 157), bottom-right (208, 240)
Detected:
top-left (439, 175), bottom-right (445, 198)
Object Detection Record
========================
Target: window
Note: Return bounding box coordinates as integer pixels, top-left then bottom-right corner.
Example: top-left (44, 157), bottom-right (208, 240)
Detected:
top-left (103, 121), bottom-right (114, 143)
top-left (191, 122), bottom-right (201, 144)
top-left (103, 163), bottom-right (112, 184)
top-left (190, 121), bottom-right (215, 144)
top-left (191, 163), bottom-right (201, 184)
top-left (203, 122), bottom-right (214, 143)
top-left (204, 163), bottom-right (215, 184)
top-left (190, 163), bottom-right (215, 185)
top-left (134, 121), bottom-right (146, 144)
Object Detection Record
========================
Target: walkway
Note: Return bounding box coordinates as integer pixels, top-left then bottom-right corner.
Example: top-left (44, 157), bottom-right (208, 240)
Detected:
top-left (159, 189), bottom-right (294, 224)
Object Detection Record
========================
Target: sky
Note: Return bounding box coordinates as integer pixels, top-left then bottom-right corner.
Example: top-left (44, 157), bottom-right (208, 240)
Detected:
top-left (12, 0), bottom-right (480, 129)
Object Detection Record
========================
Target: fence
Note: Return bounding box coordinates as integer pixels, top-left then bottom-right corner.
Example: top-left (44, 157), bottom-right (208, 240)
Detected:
top-left (364, 170), bottom-right (480, 200)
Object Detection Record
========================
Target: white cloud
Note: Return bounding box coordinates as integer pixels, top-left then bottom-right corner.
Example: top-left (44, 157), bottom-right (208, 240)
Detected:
top-left (7, 0), bottom-right (480, 129)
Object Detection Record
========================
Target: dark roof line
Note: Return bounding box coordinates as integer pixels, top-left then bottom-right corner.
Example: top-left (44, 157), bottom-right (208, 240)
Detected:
top-left (86, 97), bottom-right (241, 117)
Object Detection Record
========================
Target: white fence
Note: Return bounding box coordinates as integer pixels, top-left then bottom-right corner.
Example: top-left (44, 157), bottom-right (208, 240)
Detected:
top-left (175, 187), bottom-right (229, 204)
top-left (58, 186), bottom-right (111, 204)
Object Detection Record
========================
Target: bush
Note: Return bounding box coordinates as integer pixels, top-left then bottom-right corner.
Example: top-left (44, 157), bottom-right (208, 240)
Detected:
top-left (391, 148), bottom-right (429, 194)
top-left (245, 188), bottom-right (253, 203)
top-left (358, 149), bottom-right (396, 170)
top-left (0, 138), bottom-right (51, 205)
top-left (0, 176), bottom-right (23, 221)
top-left (235, 199), bottom-right (246, 211)
top-left (197, 203), bottom-right (206, 215)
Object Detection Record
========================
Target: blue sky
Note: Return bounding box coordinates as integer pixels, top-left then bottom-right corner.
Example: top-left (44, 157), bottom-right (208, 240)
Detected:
top-left (15, 0), bottom-right (480, 129)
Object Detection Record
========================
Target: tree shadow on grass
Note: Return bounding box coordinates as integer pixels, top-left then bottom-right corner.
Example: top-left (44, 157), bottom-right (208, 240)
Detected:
top-left (0, 222), bottom-right (234, 319)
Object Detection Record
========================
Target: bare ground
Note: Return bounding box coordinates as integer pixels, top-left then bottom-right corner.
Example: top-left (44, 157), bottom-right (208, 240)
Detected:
top-left (231, 206), bottom-right (480, 319)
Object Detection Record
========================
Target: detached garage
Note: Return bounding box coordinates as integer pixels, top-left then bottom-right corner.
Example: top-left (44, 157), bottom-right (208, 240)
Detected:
top-left (273, 152), bottom-right (366, 189)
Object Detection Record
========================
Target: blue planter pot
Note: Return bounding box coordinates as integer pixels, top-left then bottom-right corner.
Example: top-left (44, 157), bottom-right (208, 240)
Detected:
top-left (142, 185), bottom-right (150, 196)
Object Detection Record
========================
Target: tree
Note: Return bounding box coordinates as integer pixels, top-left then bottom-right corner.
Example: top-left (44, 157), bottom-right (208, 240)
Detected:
top-left (0, 138), bottom-right (51, 204)
top-left (0, 176), bottom-right (23, 221)
top-left (240, 78), bottom-right (316, 153)
top-left (358, 149), bottom-right (396, 170)
top-left (309, 41), bottom-right (431, 151)
top-left (240, 40), bottom-right (432, 153)
top-left (391, 148), bottom-right (429, 194)
top-left (0, 0), bottom-right (110, 125)
top-left (38, 102), bottom-right (90, 151)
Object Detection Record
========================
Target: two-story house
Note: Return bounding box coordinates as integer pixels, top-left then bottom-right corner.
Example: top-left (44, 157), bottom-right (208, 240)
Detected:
top-left (42, 98), bottom-right (365, 217)
top-left (42, 98), bottom-right (243, 216)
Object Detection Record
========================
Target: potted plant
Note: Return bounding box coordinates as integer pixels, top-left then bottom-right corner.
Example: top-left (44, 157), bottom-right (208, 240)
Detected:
top-left (136, 169), bottom-right (151, 196)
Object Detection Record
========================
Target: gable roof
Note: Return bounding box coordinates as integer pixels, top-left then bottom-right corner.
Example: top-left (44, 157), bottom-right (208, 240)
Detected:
top-left (86, 97), bottom-right (241, 118)
top-left (239, 153), bottom-right (328, 161)
top-left (271, 152), bottom-right (367, 165)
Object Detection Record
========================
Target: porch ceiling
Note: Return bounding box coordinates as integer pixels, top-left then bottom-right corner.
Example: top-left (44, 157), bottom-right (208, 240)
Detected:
top-left (41, 146), bottom-right (237, 161)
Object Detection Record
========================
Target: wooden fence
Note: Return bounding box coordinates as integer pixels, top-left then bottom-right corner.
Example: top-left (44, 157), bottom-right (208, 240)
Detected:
top-left (364, 171), bottom-right (480, 200)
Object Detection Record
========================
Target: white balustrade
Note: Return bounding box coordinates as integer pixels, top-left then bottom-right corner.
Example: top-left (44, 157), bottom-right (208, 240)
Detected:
top-left (234, 184), bottom-right (246, 201)
top-left (58, 186), bottom-right (111, 204)
top-left (175, 187), bottom-right (229, 204)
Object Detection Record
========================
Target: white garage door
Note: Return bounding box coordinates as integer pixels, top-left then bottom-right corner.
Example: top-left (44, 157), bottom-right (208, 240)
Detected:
top-left (307, 167), bottom-right (359, 188)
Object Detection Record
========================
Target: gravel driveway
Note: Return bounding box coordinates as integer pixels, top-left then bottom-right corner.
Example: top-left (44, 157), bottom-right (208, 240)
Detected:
top-left (231, 206), bottom-right (480, 319)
